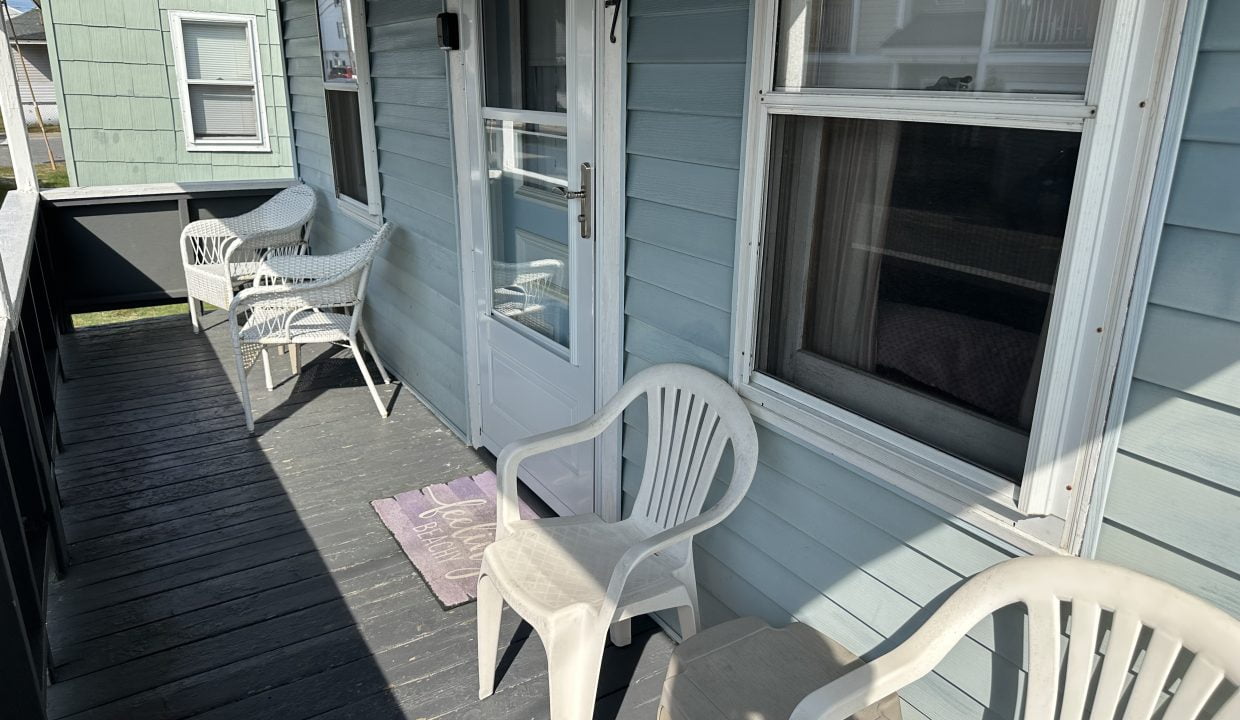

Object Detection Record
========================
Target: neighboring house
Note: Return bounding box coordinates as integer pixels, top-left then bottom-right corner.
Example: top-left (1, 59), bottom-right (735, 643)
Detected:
top-left (5, 7), bottom-right (58, 125)
top-left (41, 0), bottom-right (294, 186)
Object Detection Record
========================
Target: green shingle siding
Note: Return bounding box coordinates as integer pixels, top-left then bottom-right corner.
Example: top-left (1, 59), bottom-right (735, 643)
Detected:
top-left (46, 0), bottom-right (293, 186)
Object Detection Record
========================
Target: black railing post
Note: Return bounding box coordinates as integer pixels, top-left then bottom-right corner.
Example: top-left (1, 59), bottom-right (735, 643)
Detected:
top-left (0, 529), bottom-right (47, 720)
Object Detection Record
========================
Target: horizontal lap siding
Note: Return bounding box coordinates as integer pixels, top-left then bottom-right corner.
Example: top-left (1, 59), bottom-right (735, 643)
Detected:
top-left (47, 0), bottom-right (294, 186)
top-left (622, 3), bottom-right (1020, 719)
top-left (279, 0), bottom-right (469, 434)
top-left (1096, 0), bottom-right (1240, 617)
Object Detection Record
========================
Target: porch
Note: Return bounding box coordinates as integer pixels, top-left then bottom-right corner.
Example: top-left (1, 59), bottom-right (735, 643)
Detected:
top-left (0, 189), bottom-right (671, 720)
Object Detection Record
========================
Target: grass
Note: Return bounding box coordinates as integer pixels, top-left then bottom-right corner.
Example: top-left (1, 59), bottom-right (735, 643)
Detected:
top-left (73, 303), bottom-right (192, 329)
top-left (0, 161), bottom-right (69, 202)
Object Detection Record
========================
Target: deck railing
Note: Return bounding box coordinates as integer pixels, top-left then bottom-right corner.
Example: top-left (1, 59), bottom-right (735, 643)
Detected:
top-left (0, 191), bottom-right (67, 720)
top-left (0, 179), bottom-right (294, 718)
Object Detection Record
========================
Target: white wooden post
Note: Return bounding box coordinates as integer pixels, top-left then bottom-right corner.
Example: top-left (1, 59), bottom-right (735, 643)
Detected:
top-left (0, 13), bottom-right (35, 192)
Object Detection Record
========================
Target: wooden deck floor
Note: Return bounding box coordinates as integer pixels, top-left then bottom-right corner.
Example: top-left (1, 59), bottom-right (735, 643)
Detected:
top-left (46, 312), bottom-right (672, 720)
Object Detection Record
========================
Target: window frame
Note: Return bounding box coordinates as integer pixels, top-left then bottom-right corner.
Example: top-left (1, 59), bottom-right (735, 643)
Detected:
top-left (731, 0), bottom-right (1188, 553)
top-left (168, 11), bottom-right (270, 153)
top-left (316, 0), bottom-right (383, 224)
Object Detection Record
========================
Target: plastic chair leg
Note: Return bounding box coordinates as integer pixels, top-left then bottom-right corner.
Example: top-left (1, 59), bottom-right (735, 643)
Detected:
top-left (288, 344), bottom-right (300, 375)
top-left (545, 617), bottom-right (606, 720)
top-left (610, 618), bottom-right (632, 647)
top-left (476, 574), bottom-right (502, 700)
top-left (678, 604), bottom-right (699, 642)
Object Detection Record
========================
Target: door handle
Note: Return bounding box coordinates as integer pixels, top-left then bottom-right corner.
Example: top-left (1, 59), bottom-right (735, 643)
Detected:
top-left (556, 162), bottom-right (592, 240)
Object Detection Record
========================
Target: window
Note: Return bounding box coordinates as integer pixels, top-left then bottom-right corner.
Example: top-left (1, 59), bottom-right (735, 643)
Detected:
top-left (734, 0), bottom-right (1180, 550)
top-left (169, 12), bottom-right (269, 152)
top-left (317, 0), bottom-right (382, 219)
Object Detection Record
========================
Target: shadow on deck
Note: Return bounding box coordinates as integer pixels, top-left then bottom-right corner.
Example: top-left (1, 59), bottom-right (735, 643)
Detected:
top-left (45, 312), bottom-right (671, 720)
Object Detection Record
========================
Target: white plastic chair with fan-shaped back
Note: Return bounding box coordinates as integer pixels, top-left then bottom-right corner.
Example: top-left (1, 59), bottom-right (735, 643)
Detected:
top-left (477, 363), bottom-right (760, 720)
top-left (180, 183), bottom-right (317, 332)
top-left (227, 223), bottom-right (393, 431)
top-left (792, 555), bottom-right (1240, 720)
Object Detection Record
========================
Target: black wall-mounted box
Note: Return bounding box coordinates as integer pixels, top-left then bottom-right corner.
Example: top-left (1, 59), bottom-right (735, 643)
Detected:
top-left (437, 12), bottom-right (460, 51)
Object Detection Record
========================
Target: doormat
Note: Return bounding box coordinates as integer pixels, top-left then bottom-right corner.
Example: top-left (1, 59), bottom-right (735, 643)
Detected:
top-left (371, 471), bottom-right (537, 609)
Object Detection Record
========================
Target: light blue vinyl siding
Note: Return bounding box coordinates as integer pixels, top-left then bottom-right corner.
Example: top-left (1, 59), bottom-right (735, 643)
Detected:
top-left (1095, 0), bottom-right (1240, 618)
top-left (279, 0), bottom-right (470, 434)
top-left (621, 3), bottom-right (1027, 719)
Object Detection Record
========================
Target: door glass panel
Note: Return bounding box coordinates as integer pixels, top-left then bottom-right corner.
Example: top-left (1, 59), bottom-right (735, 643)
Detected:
top-left (486, 119), bottom-right (571, 348)
top-left (776, 0), bottom-right (1102, 96)
top-left (482, 0), bottom-right (568, 112)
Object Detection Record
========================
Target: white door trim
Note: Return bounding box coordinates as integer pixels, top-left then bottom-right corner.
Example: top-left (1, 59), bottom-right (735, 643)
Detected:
top-left (594, 0), bottom-right (627, 523)
top-left (448, 0), bottom-right (627, 519)
top-left (1081, 0), bottom-right (1207, 558)
top-left (446, 0), bottom-right (485, 447)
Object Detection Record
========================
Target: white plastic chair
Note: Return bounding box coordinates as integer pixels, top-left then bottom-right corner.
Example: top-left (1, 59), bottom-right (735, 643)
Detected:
top-left (227, 223), bottom-right (393, 431)
top-left (477, 363), bottom-right (760, 720)
top-left (181, 184), bottom-right (316, 332)
top-left (792, 555), bottom-right (1240, 720)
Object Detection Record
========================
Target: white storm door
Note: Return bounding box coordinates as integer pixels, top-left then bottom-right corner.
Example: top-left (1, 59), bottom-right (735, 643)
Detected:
top-left (469, 0), bottom-right (596, 516)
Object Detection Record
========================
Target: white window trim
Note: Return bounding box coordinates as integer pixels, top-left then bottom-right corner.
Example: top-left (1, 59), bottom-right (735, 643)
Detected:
top-left (731, 0), bottom-right (1189, 554)
top-left (318, 0), bottom-right (383, 221)
top-left (168, 11), bottom-right (270, 153)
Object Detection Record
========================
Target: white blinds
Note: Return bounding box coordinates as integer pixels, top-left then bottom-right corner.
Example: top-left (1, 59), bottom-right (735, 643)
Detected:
top-left (177, 18), bottom-right (261, 141)
top-left (181, 22), bottom-right (253, 82)
top-left (188, 86), bottom-right (259, 137)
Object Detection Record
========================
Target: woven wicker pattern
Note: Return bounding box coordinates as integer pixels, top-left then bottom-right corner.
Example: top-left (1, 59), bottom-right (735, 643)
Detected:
top-left (180, 184), bottom-right (317, 331)
top-left (227, 223), bottom-right (394, 431)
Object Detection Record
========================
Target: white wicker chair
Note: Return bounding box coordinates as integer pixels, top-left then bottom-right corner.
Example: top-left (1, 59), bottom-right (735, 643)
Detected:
top-left (227, 223), bottom-right (393, 431)
top-left (181, 184), bottom-right (317, 332)
top-left (792, 556), bottom-right (1240, 720)
top-left (477, 364), bottom-right (760, 720)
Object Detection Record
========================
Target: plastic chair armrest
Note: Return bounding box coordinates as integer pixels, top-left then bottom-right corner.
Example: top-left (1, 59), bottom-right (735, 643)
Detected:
top-left (494, 388), bottom-right (638, 538)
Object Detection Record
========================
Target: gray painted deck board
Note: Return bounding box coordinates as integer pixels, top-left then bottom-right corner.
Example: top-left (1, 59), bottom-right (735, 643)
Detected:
top-left (46, 314), bottom-right (672, 719)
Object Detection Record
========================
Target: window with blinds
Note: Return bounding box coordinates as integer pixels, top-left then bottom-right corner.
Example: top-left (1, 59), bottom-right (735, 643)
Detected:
top-left (170, 13), bottom-right (269, 151)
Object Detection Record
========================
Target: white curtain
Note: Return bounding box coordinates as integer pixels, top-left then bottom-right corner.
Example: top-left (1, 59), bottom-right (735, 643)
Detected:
top-left (803, 117), bottom-right (901, 371)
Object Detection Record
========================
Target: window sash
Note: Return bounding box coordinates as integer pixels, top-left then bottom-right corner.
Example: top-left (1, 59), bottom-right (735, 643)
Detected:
top-left (731, 0), bottom-right (1183, 550)
top-left (317, 0), bottom-right (382, 218)
top-left (169, 12), bottom-right (268, 150)
top-left (187, 85), bottom-right (261, 138)
top-left (181, 20), bottom-right (255, 83)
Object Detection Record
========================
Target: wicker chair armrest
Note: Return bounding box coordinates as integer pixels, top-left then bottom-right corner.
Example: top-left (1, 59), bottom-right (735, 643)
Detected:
top-left (181, 229), bottom-right (241, 268)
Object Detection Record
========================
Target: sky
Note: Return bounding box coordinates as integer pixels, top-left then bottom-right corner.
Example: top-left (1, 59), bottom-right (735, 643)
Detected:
top-left (6, 0), bottom-right (34, 12)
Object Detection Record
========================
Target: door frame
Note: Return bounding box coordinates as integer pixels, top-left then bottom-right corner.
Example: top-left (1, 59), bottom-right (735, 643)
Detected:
top-left (446, 0), bottom-right (627, 521)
